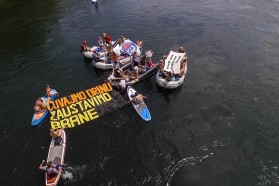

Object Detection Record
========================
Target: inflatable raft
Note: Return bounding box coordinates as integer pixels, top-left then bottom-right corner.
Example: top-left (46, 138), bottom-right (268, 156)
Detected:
top-left (81, 46), bottom-right (106, 59)
top-left (155, 50), bottom-right (187, 89)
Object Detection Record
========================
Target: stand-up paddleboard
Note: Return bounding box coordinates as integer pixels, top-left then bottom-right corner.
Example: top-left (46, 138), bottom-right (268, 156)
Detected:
top-left (45, 129), bottom-right (66, 186)
top-left (127, 86), bottom-right (151, 121)
top-left (31, 89), bottom-right (58, 126)
top-left (92, 0), bottom-right (97, 3)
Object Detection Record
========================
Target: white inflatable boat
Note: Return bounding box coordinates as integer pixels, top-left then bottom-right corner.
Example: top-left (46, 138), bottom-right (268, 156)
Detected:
top-left (81, 46), bottom-right (106, 59)
top-left (155, 50), bottom-right (187, 89)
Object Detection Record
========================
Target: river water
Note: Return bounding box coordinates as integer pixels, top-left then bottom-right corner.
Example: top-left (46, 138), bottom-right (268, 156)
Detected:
top-left (1, 0), bottom-right (279, 185)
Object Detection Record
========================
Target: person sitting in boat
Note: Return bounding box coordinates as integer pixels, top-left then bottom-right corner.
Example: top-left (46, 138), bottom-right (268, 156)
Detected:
top-left (166, 70), bottom-right (175, 81)
top-left (50, 128), bottom-right (63, 146)
top-left (117, 77), bottom-right (127, 90)
top-left (159, 70), bottom-right (167, 79)
top-left (147, 58), bottom-right (156, 67)
top-left (39, 160), bottom-right (63, 178)
top-left (81, 40), bottom-right (90, 52)
top-left (178, 58), bottom-right (186, 77)
top-left (103, 33), bottom-right (112, 45)
top-left (97, 36), bottom-right (103, 47)
top-left (130, 92), bottom-right (147, 105)
top-left (131, 66), bottom-right (139, 79)
top-left (34, 97), bottom-right (47, 113)
top-left (105, 54), bottom-right (113, 64)
top-left (113, 61), bottom-right (125, 78)
top-left (50, 128), bottom-right (62, 139)
top-left (45, 84), bottom-right (58, 98)
top-left (138, 61), bottom-right (147, 73)
top-left (136, 38), bottom-right (143, 48)
top-left (178, 47), bottom-right (185, 53)
top-left (92, 50), bottom-right (101, 61)
top-left (117, 36), bottom-right (125, 45)
top-left (140, 64), bottom-right (147, 73)
top-left (133, 56), bottom-right (141, 67)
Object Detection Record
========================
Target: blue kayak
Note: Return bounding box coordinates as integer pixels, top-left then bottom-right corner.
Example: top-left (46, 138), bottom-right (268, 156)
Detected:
top-left (31, 89), bottom-right (58, 126)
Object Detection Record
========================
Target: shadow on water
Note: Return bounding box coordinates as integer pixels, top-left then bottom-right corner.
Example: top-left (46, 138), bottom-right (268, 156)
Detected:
top-left (155, 83), bottom-right (183, 102)
top-left (83, 57), bottom-right (93, 66)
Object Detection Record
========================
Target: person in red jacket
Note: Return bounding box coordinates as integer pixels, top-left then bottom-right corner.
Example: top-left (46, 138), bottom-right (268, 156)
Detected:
top-left (103, 33), bottom-right (112, 45)
top-left (81, 40), bottom-right (89, 51)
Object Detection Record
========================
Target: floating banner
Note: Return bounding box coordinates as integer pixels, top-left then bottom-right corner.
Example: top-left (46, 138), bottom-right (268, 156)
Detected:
top-left (47, 82), bottom-right (126, 129)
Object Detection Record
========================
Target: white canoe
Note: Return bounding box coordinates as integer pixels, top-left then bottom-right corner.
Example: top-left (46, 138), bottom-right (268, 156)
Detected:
top-left (45, 130), bottom-right (66, 186)
top-left (127, 86), bottom-right (151, 121)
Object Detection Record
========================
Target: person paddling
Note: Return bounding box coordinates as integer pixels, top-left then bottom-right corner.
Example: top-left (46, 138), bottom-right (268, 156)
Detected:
top-left (39, 160), bottom-right (63, 178)
top-left (34, 97), bottom-right (47, 113)
top-left (130, 92), bottom-right (147, 105)
top-left (45, 84), bottom-right (58, 98)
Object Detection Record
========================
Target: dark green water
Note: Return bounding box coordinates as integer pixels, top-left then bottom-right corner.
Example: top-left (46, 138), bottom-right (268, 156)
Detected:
top-left (1, 0), bottom-right (279, 185)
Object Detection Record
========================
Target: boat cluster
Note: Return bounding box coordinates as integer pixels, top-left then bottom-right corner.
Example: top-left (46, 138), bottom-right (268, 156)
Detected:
top-left (81, 33), bottom-right (188, 90)
top-left (31, 32), bottom-right (188, 186)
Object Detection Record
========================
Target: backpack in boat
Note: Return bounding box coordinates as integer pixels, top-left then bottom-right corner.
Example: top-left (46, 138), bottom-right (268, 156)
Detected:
top-left (54, 137), bottom-right (63, 146)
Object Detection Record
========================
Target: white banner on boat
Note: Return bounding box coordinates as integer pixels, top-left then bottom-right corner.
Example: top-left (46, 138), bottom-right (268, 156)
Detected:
top-left (163, 51), bottom-right (186, 74)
